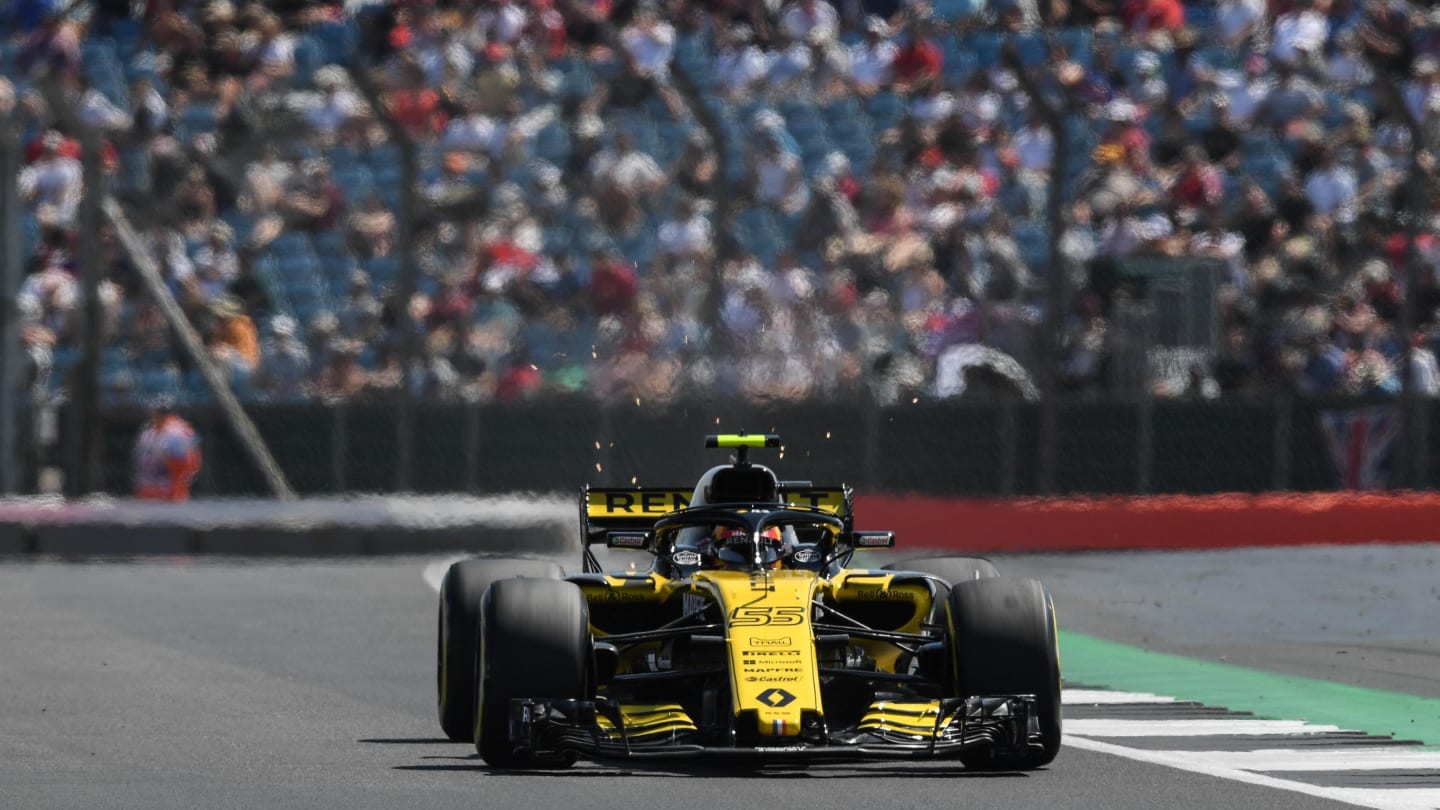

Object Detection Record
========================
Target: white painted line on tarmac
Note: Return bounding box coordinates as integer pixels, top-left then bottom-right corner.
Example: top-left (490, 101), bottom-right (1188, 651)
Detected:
top-left (1170, 747), bottom-right (1440, 771)
top-left (1063, 689), bottom-right (1178, 705)
top-left (1067, 719), bottom-right (1343, 737)
top-left (1066, 737), bottom-right (1440, 810)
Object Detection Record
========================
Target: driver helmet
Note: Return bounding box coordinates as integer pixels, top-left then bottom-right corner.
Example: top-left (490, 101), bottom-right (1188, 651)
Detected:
top-left (707, 525), bottom-right (790, 570)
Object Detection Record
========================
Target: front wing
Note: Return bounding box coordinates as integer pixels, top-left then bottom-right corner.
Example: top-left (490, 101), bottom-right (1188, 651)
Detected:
top-left (507, 694), bottom-right (1044, 764)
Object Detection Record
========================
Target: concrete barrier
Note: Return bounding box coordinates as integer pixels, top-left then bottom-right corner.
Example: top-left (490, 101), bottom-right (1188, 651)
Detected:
top-left (0, 522), bottom-right (31, 554)
top-left (0, 495), bottom-right (576, 557)
top-left (33, 524), bottom-right (194, 556)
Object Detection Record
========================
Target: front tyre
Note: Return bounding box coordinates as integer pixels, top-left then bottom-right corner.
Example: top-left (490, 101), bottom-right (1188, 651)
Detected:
top-left (476, 578), bottom-right (591, 768)
top-left (947, 577), bottom-right (1061, 770)
top-left (436, 559), bottom-right (563, 741)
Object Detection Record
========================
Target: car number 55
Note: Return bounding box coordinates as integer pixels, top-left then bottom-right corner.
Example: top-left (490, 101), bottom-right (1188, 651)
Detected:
top-left (730, 606), bottom-right (806, 626)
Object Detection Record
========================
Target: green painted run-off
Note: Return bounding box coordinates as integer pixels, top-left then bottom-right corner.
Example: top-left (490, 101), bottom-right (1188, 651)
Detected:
top-left (1060, 630), bottom-right (1440, 747)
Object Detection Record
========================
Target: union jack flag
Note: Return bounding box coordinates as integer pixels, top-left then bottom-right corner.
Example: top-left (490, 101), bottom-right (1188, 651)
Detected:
top-left (1319, 405), bottom-right (1400, 490)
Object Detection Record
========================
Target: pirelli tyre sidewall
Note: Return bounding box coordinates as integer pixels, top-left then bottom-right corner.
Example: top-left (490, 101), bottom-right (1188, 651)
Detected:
top-left (436, 559), bottom-right (563, 742)
top-left (476, 577), bottom-right (592, 768)
top-left (946, 576), bottom-right (1062, 770)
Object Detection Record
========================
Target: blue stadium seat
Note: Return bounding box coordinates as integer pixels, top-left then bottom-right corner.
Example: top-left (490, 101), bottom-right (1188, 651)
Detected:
top-left (1012, 220), bottom-right (1050, 269)
top-left (941, 39), bottom-right (980, 83)
top-left (932, 0), bottom-right (984, 20)
top-left (174, 103), bottom-right (217, 142)
top-left (1012, 32), bottom-right (1050, 68)
top-left (964, 31), bottom-right (1004, 69)
top-left (292, 34), bottom-right (324, 88)
top-left (311, 19), bottom-right (357, 64)
top-left (365, 255), bottom-right (400, 289)
top-left (1056, 27), bottom-right (1093, 66)
top-left (867, 92), bottom-right (904, 131)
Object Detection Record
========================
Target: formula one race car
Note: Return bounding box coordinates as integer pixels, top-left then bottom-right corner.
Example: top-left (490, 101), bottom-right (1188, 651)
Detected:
top-left (436, 434), bottom-right (1061, 769)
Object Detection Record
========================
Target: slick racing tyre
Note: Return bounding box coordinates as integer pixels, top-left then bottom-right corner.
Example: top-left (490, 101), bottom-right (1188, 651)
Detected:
top-left (947, 577), bottom-right (1061, 770)
top-left (476, 577), bottom-right (591, 769)
top-left (885, 556), bottom-right (999, 601)
top-left (437, 559), bottom-right (563, 741)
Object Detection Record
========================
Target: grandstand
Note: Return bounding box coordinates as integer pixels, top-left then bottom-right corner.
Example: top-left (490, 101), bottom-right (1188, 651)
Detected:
top-left (5, 0), bottom-right (1440, 414)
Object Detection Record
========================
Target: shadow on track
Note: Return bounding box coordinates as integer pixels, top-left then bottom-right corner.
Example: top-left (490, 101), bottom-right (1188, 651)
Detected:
top-left (392, 755), bottom-right (1034, 780)
top-left (358, 738), bottom-right (455, 745)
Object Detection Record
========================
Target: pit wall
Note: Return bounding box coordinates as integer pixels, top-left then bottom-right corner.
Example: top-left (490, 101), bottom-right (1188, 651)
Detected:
top-left (854, 491), bottom-right (1440, 552)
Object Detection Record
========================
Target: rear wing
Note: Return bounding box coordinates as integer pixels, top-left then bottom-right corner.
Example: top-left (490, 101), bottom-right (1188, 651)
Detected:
top-left (581, 485), bottom-right (853, 545)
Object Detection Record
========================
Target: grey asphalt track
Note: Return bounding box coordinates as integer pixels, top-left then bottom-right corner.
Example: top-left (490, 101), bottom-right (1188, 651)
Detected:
top-left (980, 544), bottom-right (1440, 699)
top-left (9, 549), bottom-right (1423, 809)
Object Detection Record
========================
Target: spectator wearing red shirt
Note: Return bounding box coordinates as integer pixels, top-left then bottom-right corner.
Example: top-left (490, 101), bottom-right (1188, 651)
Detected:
top-left (1121, 0), bottom-right (1185, 34)
top-left (1170, 145), bottom-right (1224, 213)
top-left (388, 61), bottom-right (449, 140)
top-left (588, 248), bottom-right (638, 316)
top-left (891, 19), bottom-right (942, 92)
top-left (495, 349), bottom-right (543, 402)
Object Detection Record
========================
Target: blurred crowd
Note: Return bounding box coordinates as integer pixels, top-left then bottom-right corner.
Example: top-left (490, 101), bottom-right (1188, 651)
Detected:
top-left (7, 0), bottom-right (1440, 409)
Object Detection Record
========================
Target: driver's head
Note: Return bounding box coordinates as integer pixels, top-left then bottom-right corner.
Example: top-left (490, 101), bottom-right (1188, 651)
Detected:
top-left (708, 525), bottom-right (788, 570)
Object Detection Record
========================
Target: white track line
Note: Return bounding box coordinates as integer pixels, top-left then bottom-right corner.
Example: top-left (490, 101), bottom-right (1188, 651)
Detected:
top-left (1066, 737), bottom-right (1440, 810)
top-left (1067, 719), bottom-right (1343, 737)
top-left (1165, 748), bottom-right (1440, 771)
top-left (1063, 689), bottom-right (1177, 705)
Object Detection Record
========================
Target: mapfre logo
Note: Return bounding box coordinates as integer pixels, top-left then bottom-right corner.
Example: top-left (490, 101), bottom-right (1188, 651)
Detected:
top-left (749, 638), bottom-right (791, 648)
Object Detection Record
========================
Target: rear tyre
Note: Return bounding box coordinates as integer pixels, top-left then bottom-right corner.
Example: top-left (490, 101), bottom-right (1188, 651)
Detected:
top-left (436, 559), bottom-right (563, 741)
top-left (476, 577), bottom-right (591, 768)
top-left (947, 577), bottom-right (1061, 770)
top-left (885, 556), bottom-right (999, 596)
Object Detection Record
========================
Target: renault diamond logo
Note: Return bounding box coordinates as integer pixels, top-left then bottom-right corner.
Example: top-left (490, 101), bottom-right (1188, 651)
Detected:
top-left (757, 688), bottom-right (796, 708)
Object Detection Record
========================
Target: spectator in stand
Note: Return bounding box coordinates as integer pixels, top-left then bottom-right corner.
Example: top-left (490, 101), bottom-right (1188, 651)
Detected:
top-left (495, 348), bottom-right (543, 402)
top-left (207, 295), bottom-right (260, 377)
top-left (845, 15), bottom-right (897, 98)
top-left (1305, 144), bottom-right (1359, 232)
top-left (1167, 145), bottom-right (1224, 222)
top-left (780, 0), bottom-right (839, 46)
top-left (1120, 0), bottom-right (1185, 40)
top-left (1216, 0), bottom-right (1267, 48)
top-left (387, 59), bottom-right (448, 141)
top-left (889, 14), bottom-right (941, 94)
top-left (191, 221), bottom-right (240, 300)
top-left (304, 66), bottom-right (362, 144)
top-left (255, 315), bottom-right (312, 401)
top-left (1271, 0), bottom-right (1330, 70)
top-left (669, 131), bottom-right (719, 201)
top-left (244, 11), bottom-right (296, 92)
top-left (713, 23), bottom-right (769, 102)
top-left (17, 252), bottom-right (78, 342)
top-left (589, 130), bottom-right (664, 231)
top-left (615, 2), bottom-right (683, 118)
top-left (588, 246), bottom-right (639, 316)
top-left (336, 270), bottom-right (384, 343)
top-left (657, 196), bottom-right (714, 268)
top-left (748, 127), bottom-right (808, 215)
top-left (19, 130), bottom-right (81, 232)
top-left (17, 8), bottom-right (81, 80)
top-left (1254, 59), bottom-right (1325, 132)
top-left (278, 158), bottom-right (347, 235)
top-left (315, 339), bottom-right (369, 400)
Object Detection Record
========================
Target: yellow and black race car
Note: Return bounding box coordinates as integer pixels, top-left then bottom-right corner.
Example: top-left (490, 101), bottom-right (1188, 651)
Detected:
top-left (436, 434), bottom-right (1061, 769)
